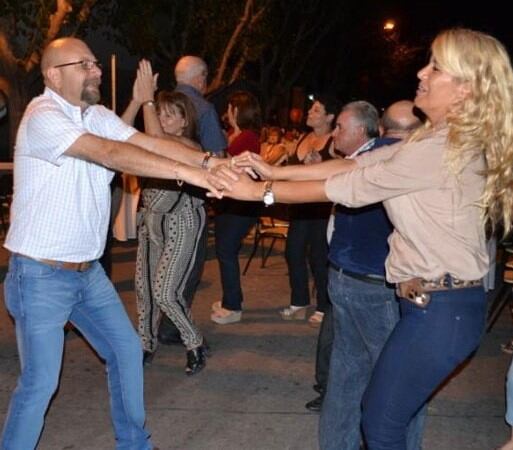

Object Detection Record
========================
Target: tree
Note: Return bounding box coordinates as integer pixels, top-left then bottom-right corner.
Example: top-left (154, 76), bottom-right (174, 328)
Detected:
top-left (0, 0), bottom-right (97, 154)
top-left (95, 0), bottom-right (349, 122)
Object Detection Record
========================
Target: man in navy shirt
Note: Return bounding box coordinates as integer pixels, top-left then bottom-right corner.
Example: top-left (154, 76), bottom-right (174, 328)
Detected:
top-left (310, 101), bottom-right (424, 450)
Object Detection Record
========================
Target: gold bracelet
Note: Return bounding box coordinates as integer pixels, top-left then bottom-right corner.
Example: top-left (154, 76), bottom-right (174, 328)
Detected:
top-left (172, 162), bottom-right (184, 186)
top-left (142, 100), bottom-right (155, 107)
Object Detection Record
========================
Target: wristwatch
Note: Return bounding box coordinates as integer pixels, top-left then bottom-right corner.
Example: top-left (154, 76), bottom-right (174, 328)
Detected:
top-left (262, 181), bottom-right (275, 207)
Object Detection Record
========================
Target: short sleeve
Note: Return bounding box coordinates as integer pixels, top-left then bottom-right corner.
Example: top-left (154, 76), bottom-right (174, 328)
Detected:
top-left (21, 101), bottom-right (85, 165)
top-left (85, 105), bottom-right (138, 141)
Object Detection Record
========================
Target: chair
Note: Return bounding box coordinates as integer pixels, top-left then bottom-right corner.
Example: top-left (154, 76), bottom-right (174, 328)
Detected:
top-left (242, 215), bottom-right (289, 275)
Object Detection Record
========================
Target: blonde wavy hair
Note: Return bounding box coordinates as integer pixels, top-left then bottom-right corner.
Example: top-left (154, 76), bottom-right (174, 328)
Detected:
top-left (414, 28), bottom-right (513, 234)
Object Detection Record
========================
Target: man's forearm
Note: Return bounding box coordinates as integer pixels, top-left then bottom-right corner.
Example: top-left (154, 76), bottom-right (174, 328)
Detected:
top-left (276, 159), bottom-right (356, 181)
top-left (128, 132), bottom-right (209, 168)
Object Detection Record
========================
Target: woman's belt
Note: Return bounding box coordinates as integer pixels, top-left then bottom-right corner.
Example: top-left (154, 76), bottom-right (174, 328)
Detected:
top-left (397, 274), bottom-right (482, 308)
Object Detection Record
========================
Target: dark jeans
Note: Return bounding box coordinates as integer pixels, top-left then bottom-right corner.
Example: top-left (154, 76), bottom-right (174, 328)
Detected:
top-left (319, 270), bottom-right (425, 450)
top-left (315, 301), bottom-right (334, 391)
top-left (361, 287), bottom-right (486, 450)
top-left (215, 212), bottom-right (257, 311)
top-left (285, 217), bottom-right (329, 312)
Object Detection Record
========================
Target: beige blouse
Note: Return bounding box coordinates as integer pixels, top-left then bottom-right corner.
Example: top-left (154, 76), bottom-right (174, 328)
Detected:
top-left (325, 128), bottom-right (489, 283)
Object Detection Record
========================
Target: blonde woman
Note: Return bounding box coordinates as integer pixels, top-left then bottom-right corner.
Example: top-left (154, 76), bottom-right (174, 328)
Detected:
top-left (215, 28), bottom-right (513, 449)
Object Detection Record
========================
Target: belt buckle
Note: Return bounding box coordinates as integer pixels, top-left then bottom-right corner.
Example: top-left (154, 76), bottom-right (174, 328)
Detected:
top-left (406, 290), bottom-right (431, 308)
top-left (77, 261), bottom-right (91, 272)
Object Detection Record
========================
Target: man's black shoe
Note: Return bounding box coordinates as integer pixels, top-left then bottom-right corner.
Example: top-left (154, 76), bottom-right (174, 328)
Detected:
top-left (143, 351), bottom-right (155, 366)
top-left (305, 395), bottom-right (323, 412)
top-left (313, 384), bottom-right (324, 394)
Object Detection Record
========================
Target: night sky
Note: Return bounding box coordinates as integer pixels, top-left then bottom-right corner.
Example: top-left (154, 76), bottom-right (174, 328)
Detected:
top-left (320, 0), bottom-right (512, 107)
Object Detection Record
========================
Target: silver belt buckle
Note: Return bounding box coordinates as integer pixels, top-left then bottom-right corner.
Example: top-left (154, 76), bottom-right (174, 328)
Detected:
top-left (408, 292), bottom-right (431, 308)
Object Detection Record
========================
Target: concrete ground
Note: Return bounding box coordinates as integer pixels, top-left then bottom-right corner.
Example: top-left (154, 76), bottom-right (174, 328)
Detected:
top-left (0, 234), bottom-right (512, 450)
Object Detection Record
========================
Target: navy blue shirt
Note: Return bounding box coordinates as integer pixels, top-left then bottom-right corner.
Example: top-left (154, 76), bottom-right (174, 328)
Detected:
top-left (175, 84), bottom-right (227, 155)
top-left (328, 137), bottom-right (399, 276)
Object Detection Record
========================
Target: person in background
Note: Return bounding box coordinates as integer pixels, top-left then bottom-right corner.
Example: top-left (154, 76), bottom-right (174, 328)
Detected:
top-left (261, 126), bottom-right (288, 166)
top-left (157, 54), bottom-right (227, 345)
top-left (211, 91), bottom-right (262, 324)
top-left (123, 60), bottom-right (209, 375)
top-left (218, 27), bottom-right (513, 450)
top-left (282, 94), bottom-right (339, 325)
top-left (1, 37), bottom-right (227, 450)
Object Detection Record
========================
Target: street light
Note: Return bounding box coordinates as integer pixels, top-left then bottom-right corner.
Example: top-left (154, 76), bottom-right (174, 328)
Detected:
top-left (383, 19), bottom-right (399, 43)
top-left (383, 19), bottom-right (396, 33)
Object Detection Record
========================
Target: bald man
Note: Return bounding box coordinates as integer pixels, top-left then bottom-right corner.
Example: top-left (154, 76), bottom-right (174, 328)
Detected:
top-left (380, 99), bottom-right (422, 140)
top-left (0, 37), bottom-right (227, 450)
top-left (174, 55), bottom-right (227, 155)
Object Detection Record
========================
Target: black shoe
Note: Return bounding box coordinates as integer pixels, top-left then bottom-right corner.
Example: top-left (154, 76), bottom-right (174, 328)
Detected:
top-left (305, 395), bottom-right (323, 412)
top-left (313, 384), bottom-right (324, 394)
top-left (143, 351), bottom-right (155, 366)
top-left (185, 345), bottom-right (207, 375)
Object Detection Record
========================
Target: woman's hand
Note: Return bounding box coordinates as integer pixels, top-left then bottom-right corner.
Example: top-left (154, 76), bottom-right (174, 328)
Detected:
top-left (133, 59), bottom-right (158, 104)
top-left (181, 164), bottom-right (237, 199)
top-left (206, 165), bottom-right (262, 202)
top-left (231, 151), bottom-right (275, 180)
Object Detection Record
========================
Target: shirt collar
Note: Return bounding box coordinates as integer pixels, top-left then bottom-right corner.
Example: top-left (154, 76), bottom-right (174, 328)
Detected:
top-left (346, 138), bottom-right (376, 160)
top-left (44, 87), bottom-right (89, 120)
top-left (176, 83), bottom-right (202, 98)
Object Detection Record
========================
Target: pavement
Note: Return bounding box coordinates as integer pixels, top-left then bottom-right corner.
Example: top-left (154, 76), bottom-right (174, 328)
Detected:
top-left (0, 233), bottom-right (512, 450)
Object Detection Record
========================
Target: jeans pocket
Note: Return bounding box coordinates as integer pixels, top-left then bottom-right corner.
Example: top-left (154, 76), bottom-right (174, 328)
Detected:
top-left (20, 259), bottom-right (58, 279)
top-left (5, 270), bottom-right (24, 318)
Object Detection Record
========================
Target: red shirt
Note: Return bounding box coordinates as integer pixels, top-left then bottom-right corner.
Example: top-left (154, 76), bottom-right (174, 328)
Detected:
top-left (227, 129), bottom-right (260, 156)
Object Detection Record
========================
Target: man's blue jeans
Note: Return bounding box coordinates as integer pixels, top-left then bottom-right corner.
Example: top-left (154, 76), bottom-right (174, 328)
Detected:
top-left (1, 255), bottom-right (152, 450)
top-left (361, 286), bottom-right (486, 450)
top-left (319, 269), bottom-right (425, 450)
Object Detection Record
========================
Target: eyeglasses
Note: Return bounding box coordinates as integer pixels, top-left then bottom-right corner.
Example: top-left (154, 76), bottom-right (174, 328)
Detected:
top-left (53, 60), bottom-right (102, 71)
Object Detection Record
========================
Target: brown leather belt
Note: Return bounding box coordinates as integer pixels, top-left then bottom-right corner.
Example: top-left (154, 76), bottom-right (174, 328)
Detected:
top-left (14, 253), bottom-right (93, 272)
top-left (397, 274), bottom-right (482, 308)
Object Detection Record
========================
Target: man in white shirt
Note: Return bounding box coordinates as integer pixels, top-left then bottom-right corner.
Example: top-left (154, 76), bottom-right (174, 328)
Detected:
top-left (1, 37), bottom-right (226, 450)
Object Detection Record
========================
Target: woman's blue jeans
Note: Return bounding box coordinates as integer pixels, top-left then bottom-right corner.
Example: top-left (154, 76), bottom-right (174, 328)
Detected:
top-left (361, 286), bottom-right (486, 450)
top-left (1, 254), bottom-right (152, 450)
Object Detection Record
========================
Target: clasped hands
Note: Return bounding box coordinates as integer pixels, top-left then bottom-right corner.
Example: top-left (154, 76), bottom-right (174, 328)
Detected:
top-left (205, 152), bottom-right (274, 201)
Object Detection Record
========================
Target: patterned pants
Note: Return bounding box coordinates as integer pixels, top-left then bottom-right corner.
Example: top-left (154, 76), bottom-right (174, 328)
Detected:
top-left (135, 205), bottom-right (206, 351)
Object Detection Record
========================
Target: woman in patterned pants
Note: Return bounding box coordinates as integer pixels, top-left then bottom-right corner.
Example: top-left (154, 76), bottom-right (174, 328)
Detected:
top-left (123, 60), bottom-right (209, 374)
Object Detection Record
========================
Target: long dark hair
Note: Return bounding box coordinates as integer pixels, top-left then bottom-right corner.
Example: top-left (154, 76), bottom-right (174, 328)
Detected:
top-left (156, 90), bottom-right (198, 140)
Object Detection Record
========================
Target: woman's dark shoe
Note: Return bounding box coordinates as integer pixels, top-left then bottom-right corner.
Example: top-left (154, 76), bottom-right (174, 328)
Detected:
top-left (143, 351), bottom-right (155, 366)
top-left (185, 345), bottom-right (208, 375)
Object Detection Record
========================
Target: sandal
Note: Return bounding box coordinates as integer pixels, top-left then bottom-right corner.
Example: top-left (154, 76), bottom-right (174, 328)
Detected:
top-left (308, 311), bottom-right (325, 326)
top-left (280, 305), bottom-right (307, 321)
